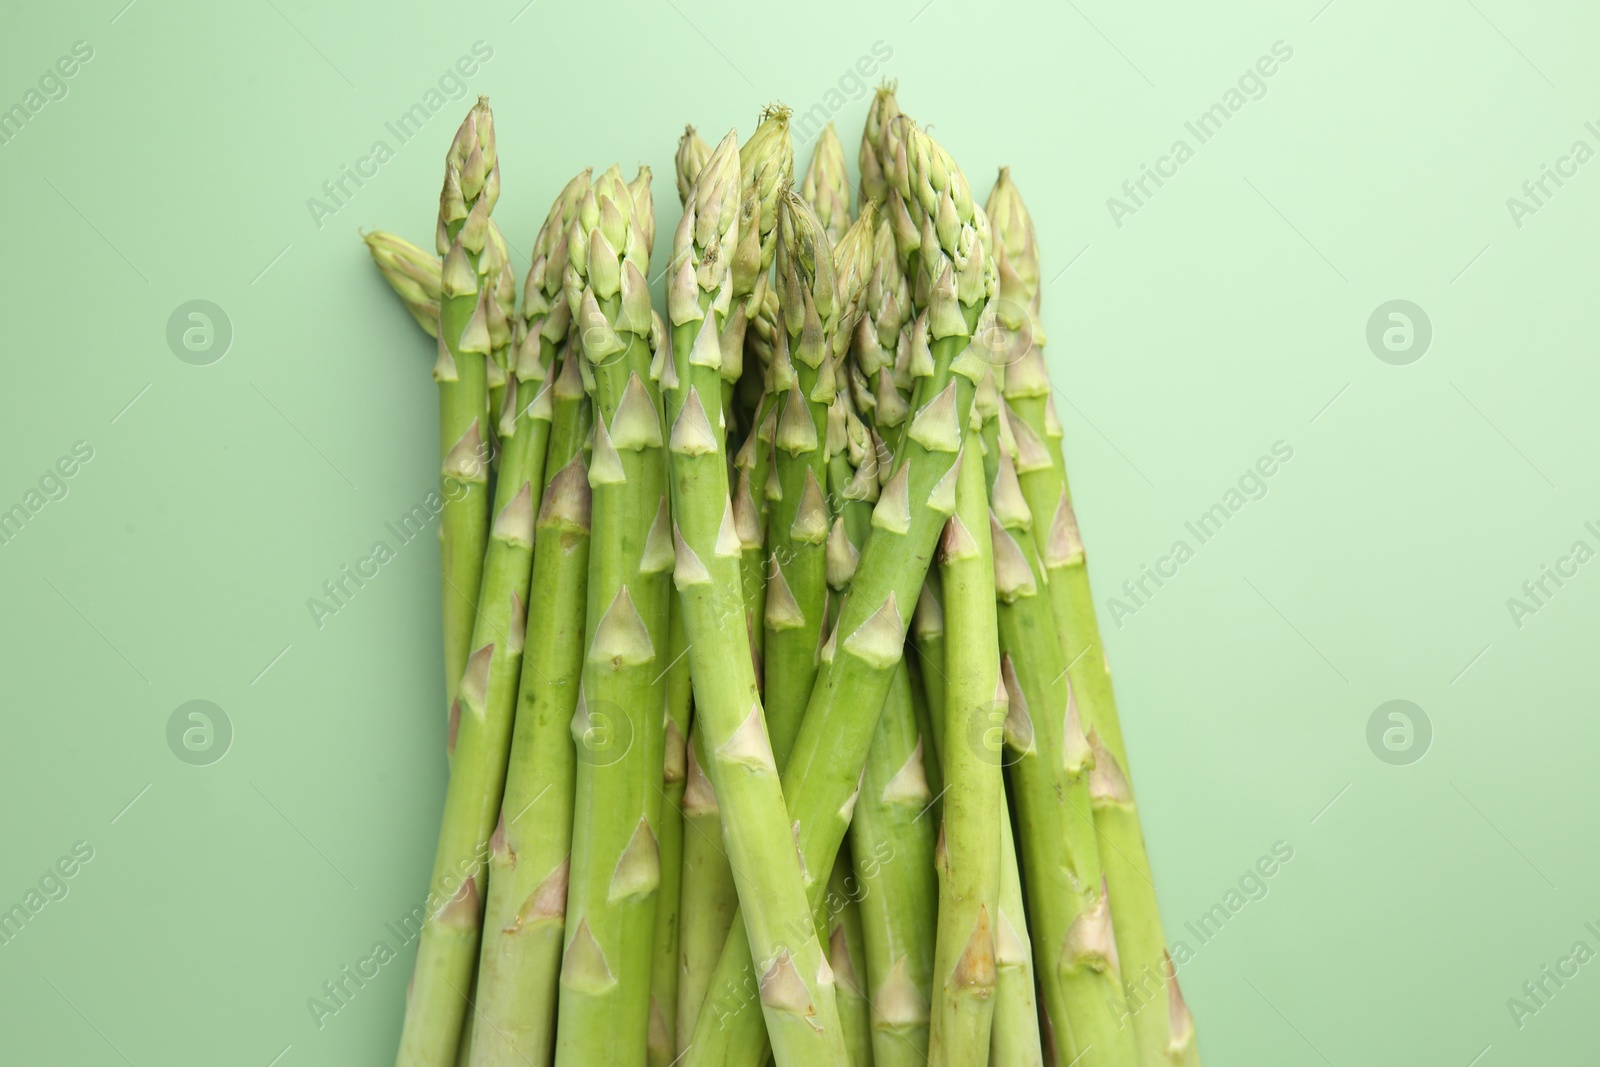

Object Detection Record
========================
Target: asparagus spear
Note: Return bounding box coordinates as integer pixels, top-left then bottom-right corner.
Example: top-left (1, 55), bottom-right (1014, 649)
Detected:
top-left (988, 169), bottom-right (1199, 1065)
top-left (826, 848), bottom-right (876, 1067)
top-left (990, 441), bottom-right (1137, 1067)
top-left (801, 121), bottom-right (852, 246)
top-left (762, 191), bottom-right (870, 765)
top-left (915, 606), bottom-right (1045, 1067)
top-left (910, 578), bottom-right (946, 756)
top-left (668, 120), bottom-right (748, 1052)
top-left (850, 658), bottom-right (937, 1067)
top-left (685, 122), bottom-right (994, 1067)
top-left (403, 231), bottom-right (553, 1067)
top-left (664, 131), bottom-right (849, 1067)
top-left (991, 802), bottom-right (1046, 1067)
top-left (675, 728), bottom-right (743, 1055)
top-left (464, 170), bottom-right (592, 1067)
top-left (648, 604), bottom-right (692, 1067)
top-left (363, 230), bottom-right (442, 337)
top-left (831, 281), bottom-right (938, 1067)
top-left (551, 164), bottom-right (673, 1066)
top-left (392, 98), bottom-right (506, 1067)
top-left (927, 428), bottom-right (1002, 1067)
top-left (432, 97), bottom-right (498, 730)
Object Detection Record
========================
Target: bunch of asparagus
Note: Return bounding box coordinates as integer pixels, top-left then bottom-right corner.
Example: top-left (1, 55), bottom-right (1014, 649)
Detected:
top-left (363, 88), bottom-right (1199, 1067)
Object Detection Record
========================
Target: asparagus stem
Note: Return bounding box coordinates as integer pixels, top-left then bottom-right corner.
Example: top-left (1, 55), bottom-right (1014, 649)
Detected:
top-left (832, 313), bottom-right (938, 1067)
top-left (990, 440), bottom-right (1137, 1067)
top-left (762, 192), bottom-right (871, 765)
top-left (432, 97), bottom-right (498, 733)
top-left (686, 123), bottom-right (994, 1067)
top-left (553, 165), bottom-right (673, 1066)
top-left (988, 169), bottom-right (1197, 1065)
top-left (910, 577), bottom-right (946, 759)
top-left (665, 132), bottom-right (848, 1067)
top-left (674, 726), bottom-right (741, 1055)
top-left (465, 171), bottom-right (592, 1067)
top-left (850, 660), bottom-right (937, 1067)
top-left (362, 230), bottom-right (442, 337)
top-left (915, 616), bottom-right (1044, 1067)
top-left (927, 425), bottom-right (1002, 1067)
top-left (827, 847), bottom-right (876, 1067)
top-left (393, 98), bottom-right (507, 1067)
top-left (991, 801), bottom-right (1046, 1067)
top-left (647, 603), bottom-right (693, 1066)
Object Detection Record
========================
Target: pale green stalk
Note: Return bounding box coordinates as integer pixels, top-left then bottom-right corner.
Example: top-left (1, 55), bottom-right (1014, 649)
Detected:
top-left (664, 131), bottom-right (847, 1067)
top-left (832, 293), bottom-right (938, 1067)
top-left (911, 578), bottom-right (946, 758)
top-left (671, 126), bottom-right (747, 1052)
top-left (362, 230), bottom-right (441, 337)
top-left (431, 98), bottom-right (498, 726)
top-left (648, 603), bottom-right (692, 1066)
top-left (927, 425), bottom-right (1002, 1067)
top-left (394, 97), bottom-right (504, 1067)
top-left (685, 123), bottom-right (995, 1067)
top-left (988, 169), bottom-right (1197, 1065)
top-left (850, 660), bottom-right (937, 1067)
top-left (915, 610), bottom-right (1044, 1067)
top-left (762, 193), bottom-right (871, 765)
top-left (675, 726), bottom-right (743, 1056)
top-left (990, 439), bottom-right (1136, 1067)
top-left (991, 801), bottom-right (1046, 1067)
top-left (553, 165), bottom-right (673, 1066)
top-left (826, 848), bottom-right (875, 1067)
top-left (466, 170), bottom-right (592, 1067)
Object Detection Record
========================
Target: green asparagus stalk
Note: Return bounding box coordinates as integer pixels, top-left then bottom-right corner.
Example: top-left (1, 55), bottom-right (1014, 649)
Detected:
top-left (465, 169), bottom-right (592, 1067)
top-left (553, 164), bottom-right (674, 1066)
top-left (988, 169), bottom-right (1198, 1065)
top-left (914, 607), bottom-right (1045, 1067)
top-left (685, 122), bottom-right (994, 1067)
top-left (403, 242), bottom-right (552, 1067)
top-left (648, 603), bottom-right (692, 1066)
top-left (910, 579), bottom-right (946, 757)
top-left (850, 659), bottom-right (938, 1067)
top-left (431, 97), bottom-right (498, 729)
top-left (927, 427), bottom-right (1002, 1067)
top-left (664, 131), bottom-right (848, 1067)
top-left (670, 124), bottom-right (748, 1054)
top-left (762, 191), bottom-right (871, 766)
top-left (675, 727), bottom-right (743, 1055)
top-left (801, 121), bottom-right (852, 246)
top-left (991, 802), bottom-right (1046, 1067)
top-left (831, 389), bottom-right (938, 1067)
top-left (363, 230), bottom-right (442, 337)
top-left (826, 849), bottom-right (876, 1067)
top-left (392, 98), bottom-right (505, 1067)
top-left (990, 439), bottom-right (1136, 1067)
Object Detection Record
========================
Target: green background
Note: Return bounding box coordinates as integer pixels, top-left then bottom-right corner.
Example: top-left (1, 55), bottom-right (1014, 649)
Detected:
top-left (1, 1), bottom-right (1595, 1064)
